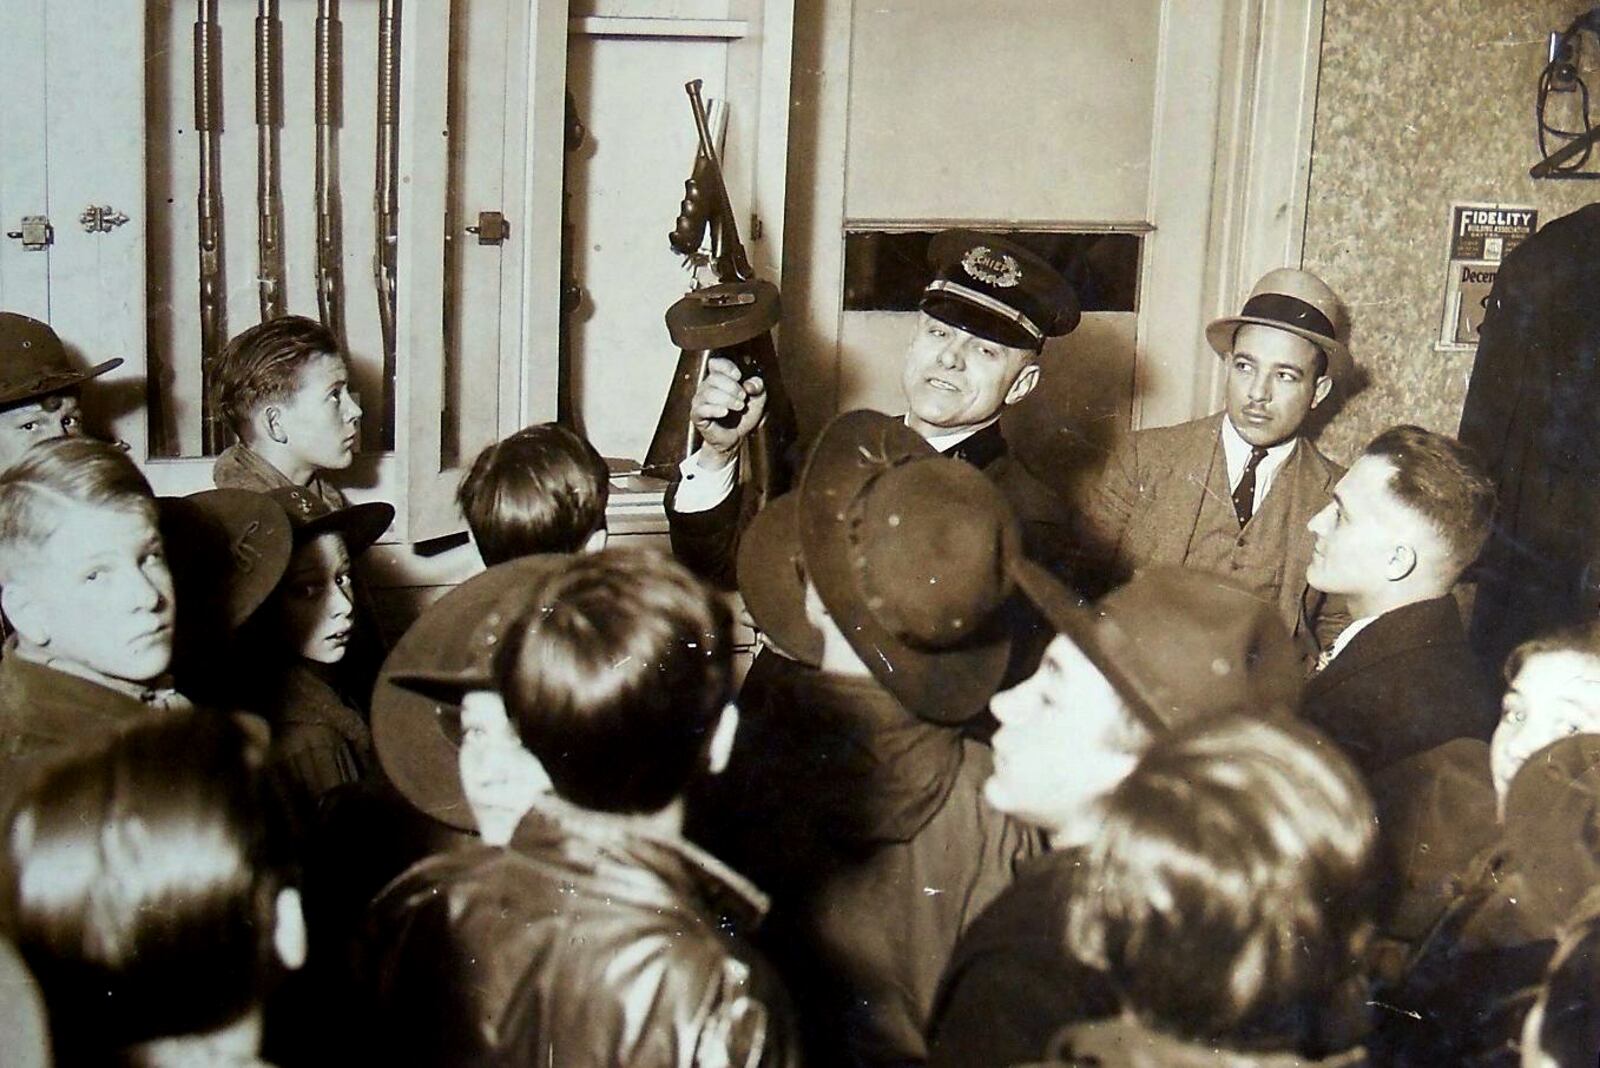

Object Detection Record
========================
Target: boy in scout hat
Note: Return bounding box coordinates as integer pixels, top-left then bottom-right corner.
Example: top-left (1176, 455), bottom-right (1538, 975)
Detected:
top-left (1080, 266), bottom-right (1353, 648)
top-left (0, 312), bottom-right (121, 473)
top-left (668, 228), bottom-right (1082, 586)
top-left (711, 409), bottom-right (1042, 1066)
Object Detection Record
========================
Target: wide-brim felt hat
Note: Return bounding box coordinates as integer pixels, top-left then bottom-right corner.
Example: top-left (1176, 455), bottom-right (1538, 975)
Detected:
top-left (1010, 561), bottom-right (1303, 733)
top-left (1503, 733), bottom-right (1600, 933)
top-left (0, 312), bottom-right (121, 408)
top-left (735, 492), bottom-right (822, 665)
top-left (920, 229), bottom-right (1081, 350)
top-left (797, 409), bottom-right (1018, 724)
top-left (158, 488), bottom-right (294, 629)
top-left (373, 554), bottom-right (573, 831)
top-left (266, 486), bottom-right (393, 556)
top-left (1205, 267), bottom-right (1352, 384)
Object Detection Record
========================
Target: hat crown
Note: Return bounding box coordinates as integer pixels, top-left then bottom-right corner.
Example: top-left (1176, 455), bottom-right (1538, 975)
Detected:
top-left (921, 229), bottom-right (1081, 347)
top-left (1244, 267), bottom-right (1348, 342)
top-left (849, 459), bottom-right (1017, 648)
top-left (1095, 567), bottom-right (1302, 730)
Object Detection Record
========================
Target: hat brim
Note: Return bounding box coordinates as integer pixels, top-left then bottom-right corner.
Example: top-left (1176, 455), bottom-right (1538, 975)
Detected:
top-left (1008, 559), bottom-right (1166, 733)
top-left (0, 357), bottom-right (124, 408)
top-left (297, 501), bottom-right (394, 556)
top-left (735, 493), bottom-right (822, 665)
top-left (372, 554), bottom-right (571, 833)
top-left (799, 410), bottom-right (1010, 724)
top-left (1206, 316), bottom-right (1352, 384)
top-left (158, 489), bottom-right (294, 629)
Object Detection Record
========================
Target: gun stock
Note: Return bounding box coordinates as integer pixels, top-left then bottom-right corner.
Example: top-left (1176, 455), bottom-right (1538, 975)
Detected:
top-left (315, 0), bottom-right (347, 347)
top-left (374, 0), bottom-right (401, 449)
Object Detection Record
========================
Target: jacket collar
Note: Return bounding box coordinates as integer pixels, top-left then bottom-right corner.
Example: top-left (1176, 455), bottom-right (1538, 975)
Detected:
top-left (1308, 594), bottom-right (1463, 692)
top-left (940, 420), bottom-right (1009, 469)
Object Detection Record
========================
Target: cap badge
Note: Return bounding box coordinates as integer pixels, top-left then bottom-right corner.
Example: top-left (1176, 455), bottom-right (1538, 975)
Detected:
top-left (961, 246), bottom-right (1022, 289)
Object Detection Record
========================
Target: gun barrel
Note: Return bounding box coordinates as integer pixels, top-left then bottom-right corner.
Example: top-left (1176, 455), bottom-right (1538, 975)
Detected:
top-left (314, 0), bottom-right (346, 344)
top-left (374, 0), bottom-right (401, 447)
top-left (196, 0), bottom-right (227, 454)
top-left (256, 1), bottom-right (287, 319)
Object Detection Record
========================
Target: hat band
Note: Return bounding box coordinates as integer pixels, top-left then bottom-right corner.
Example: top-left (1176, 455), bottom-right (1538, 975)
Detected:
top-left (923, 280), bottom-right (1044, 343)
top-left (1239, 293), bottom-right (1337, 344)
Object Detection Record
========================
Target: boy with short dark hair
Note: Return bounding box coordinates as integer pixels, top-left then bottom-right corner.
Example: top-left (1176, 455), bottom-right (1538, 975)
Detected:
top-left (0, 312), bottom-right (121, 473)
top-left (455, 421), bottom-right (610, 563)
top-left (212, 315), bottom-right (362, 508)
top-left (0, 438), bottom-right (181, 775)
top-left (361, 550), bottom-right (799, 1067)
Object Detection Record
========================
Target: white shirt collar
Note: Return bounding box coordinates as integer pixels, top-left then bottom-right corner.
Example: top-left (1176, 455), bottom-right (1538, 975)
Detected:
top-left (1220, 416), bottom-right (1299, 503)
top-left (1322, 614), bottom-right (1380, 666)
top-left (915, 416), bottom-right (996, 453)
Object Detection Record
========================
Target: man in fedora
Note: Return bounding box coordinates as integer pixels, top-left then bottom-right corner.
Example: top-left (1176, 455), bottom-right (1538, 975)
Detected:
top-left (668, 229), bottom-right (1082, 586)
top-left (926, 561), bottom-right (1308, 1068)
top-left (706, 409), bottom-right (1041, 1066)
top-left (0, 312), bottom-right (121, 473)
top-left (1080, 267), bottom-right (1352, 645)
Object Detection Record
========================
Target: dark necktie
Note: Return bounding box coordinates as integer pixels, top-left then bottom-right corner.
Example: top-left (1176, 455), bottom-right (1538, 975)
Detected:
top-left (1232, 446), bottom-right (1268, 527)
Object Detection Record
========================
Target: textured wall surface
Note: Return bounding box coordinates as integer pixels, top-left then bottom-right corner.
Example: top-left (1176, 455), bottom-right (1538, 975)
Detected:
top-left (1303, 0), bottom-right (1598, 463)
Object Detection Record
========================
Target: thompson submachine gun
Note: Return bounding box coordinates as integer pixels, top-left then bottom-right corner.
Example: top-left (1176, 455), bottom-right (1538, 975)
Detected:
top-left (195, 0), bottom-right (228, 454)
top-left (642, 79), bottom-right (795, 517)
top-left (255, 0), bottom-right (287, 321)
top-left (314, 0), bottom-right (347, 348)
top-left (374, 0), bottom-right (401, 448)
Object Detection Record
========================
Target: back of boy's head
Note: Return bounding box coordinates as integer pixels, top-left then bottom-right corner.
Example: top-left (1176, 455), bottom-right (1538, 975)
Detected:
top-left (495, 549), bottom-right (731, 815)
top-left (456, 423), bottom-right (610, 564)
top-left (0, 437), bottom-right (155, 585)
top-left (1065, 714), bottom-right (1377, 1053)
top-left (2, 713), bottom-right (288, 1060)
top-left (213, 315), bottom-right (342, 440)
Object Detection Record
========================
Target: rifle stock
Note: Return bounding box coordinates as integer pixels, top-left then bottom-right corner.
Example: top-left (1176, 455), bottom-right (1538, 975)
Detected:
top-left (374, 0), bottom-right (401, 449)
top-left (315, 0), bottom-right (347, 348)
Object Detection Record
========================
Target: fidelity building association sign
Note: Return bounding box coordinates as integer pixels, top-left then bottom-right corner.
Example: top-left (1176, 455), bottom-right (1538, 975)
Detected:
top-left (1439, 203), bottom-right (1537, 349)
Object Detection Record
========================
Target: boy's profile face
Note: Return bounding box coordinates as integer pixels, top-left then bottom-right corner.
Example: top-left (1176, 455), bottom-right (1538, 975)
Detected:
top-left (11, 500), bottom-right (175, 683)
top-left (274, 353), bottom-right (362, 472)
top-left (0, 392), bottom-right (82, 472)
top-left (272, 532), bottom-right (355, 664)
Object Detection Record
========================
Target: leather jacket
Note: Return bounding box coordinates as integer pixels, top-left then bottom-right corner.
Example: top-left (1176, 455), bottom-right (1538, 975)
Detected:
top-left (356, 796), bottom-right (801, 1067)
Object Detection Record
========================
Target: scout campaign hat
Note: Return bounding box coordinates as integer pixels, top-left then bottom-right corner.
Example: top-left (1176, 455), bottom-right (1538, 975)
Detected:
top-left (159, 489), bottom-right (294, 629)
top-left (373, 554), bottom-right (571, 830)
top-left (1009, 562), bottom-right (1304, 733)
top-left (921, 229), bottom-right (1081, 350)
top-left (266, 486), bottom-right (393, 556)
top-left (739, 409), bottom-right (1020, 724)
top-left (0, 312), bottom-right (122, 408)
top-left (1205, 267), bottom-right (1353, 384)
top-left (1503, 733), bottom-right (1600, 935)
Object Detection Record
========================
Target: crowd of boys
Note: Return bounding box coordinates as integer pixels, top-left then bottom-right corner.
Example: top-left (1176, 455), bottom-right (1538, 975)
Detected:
top-left (0, 225), bottom-right (1598, 1066)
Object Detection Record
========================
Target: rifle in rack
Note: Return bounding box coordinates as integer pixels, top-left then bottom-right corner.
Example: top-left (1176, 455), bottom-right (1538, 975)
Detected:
top-left (374, 0), bottom-right (401, 449)
top-left (314, 0), bottom-right (348, 349)
top-left (195, 0), bottom-right (228, 454)
top-left (643, 80), bottom-right (796, 518)
top-left (256, 0), bottom-right (287, 321)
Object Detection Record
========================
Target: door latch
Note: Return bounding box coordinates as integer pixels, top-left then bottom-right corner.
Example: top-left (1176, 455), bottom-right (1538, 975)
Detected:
top-left (465, 211), bottom-right (510, 245)
top-left (79, 205), bottom-right (130, 233)
top-left (5, 216), bottom-right (54, 251)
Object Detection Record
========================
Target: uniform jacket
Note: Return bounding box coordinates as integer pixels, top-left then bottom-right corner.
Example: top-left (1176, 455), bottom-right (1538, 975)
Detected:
top-left (1302, 595), bottom-right (1499, 777)
top-left (356, 798), bottom-right (800, 1068)
top-left (713, 667), bottom-right (1042, 1066)
top-left (212, 442), bottom-right (349, 509)
top-left (668, 419), bottom-right (1077, 588)
top-left (252, 662), bottom-right (374, 835)
top-left (1458, 203), bottom-right (1600, 669)
top-left (1079, 413), bottom-right (1341, 639)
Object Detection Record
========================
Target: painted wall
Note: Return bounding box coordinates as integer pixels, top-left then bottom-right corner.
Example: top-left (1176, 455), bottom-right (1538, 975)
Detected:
top-left (1303, 0), bottom-right (1598, 464)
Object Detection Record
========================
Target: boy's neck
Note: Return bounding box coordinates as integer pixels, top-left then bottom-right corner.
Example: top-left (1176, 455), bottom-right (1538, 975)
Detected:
top-left (246, 437), bottom-right (318, 487)
top-left (12, 638), bottom-right (167, 695)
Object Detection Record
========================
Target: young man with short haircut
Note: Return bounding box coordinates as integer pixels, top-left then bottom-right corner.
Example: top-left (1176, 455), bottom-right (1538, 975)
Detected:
top-left (359, 551), bottom-right (799, 1067)
top-left (212, 315), bottom-right (362, 508)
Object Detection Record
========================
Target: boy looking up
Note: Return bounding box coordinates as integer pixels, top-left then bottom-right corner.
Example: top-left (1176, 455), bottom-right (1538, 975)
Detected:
top-left (0, 312), bottom-right (121, 473)
top-left (212, 315), bottom-right (362, 508)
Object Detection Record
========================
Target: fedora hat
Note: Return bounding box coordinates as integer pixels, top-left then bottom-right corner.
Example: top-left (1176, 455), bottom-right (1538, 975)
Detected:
top-left (922, 229), bottom-right (1081, 350)
top-left (0, 312), bottom-right (122, 408)
top-left (789, 409), bottom-right (1019, 723)
top-left (373, 554), bottom-right (572, 831)
top-left (1205, 267), bottom-right (1352, 384)
top-left (266, 486), bottom-right (393, 556)
top-left (159, 488), bottom-right (294, 629)
top-left (1010, 561), bottom-right (1303, 733)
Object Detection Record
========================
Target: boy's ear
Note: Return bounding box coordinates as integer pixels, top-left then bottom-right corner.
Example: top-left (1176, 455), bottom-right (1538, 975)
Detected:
top-left (582, 527), bottom-right (608, 554)
top-left (262, 405), bottom-right (289, 445)
top-left (1, 582), bottom-right (48, 647)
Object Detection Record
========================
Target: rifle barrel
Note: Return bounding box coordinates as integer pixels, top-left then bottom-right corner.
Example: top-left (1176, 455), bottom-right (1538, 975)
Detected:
top-left (256, 0), bottom-right (287, 320)
top-left (195, 0), bottom-right (227, 454)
